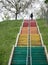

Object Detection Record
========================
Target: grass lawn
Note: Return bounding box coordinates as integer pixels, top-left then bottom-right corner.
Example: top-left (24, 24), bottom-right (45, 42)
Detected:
top-left (0, 20), bottom-right (22, 65)
top-left (37, 19), bottom-right (48, 51)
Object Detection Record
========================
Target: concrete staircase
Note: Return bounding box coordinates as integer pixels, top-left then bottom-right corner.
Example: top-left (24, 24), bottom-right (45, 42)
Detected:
top-left (8, 20), bottom-right (48, 65)
top-left (32, 47), bottom-right (48, 65)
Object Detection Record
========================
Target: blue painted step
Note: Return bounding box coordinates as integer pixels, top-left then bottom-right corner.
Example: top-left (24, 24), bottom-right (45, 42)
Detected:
top-left (11, 47), bottom-right (27, 65)
top-left (32, 46), bottom-right (48, 65)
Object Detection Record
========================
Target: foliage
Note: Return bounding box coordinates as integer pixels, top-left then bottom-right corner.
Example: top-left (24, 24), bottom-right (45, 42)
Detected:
top-left (2, 11), bottom-right (10, 20)
top-left (45, 0), bottom-right (48, 3)
top-left (0, 0), bottom-right (33, 19)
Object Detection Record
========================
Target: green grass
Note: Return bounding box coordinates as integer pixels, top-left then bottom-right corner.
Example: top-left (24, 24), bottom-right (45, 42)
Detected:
top-left (0, 20), bottom-right (22, 65)
top-left (37, 19), bottom-right (48, 51)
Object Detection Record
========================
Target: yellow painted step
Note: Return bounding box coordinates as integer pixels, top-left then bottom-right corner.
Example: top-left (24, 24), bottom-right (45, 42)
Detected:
top-left (19, 34), bottom-right (28, 37)
top-left (18, 43), bottom-right (27, 46)
top-left (18, 34), bottom-right (28, 46)
top-left (30, 34), bottom-right (41, 46)
top-left (19, 34), bottom-right (28, 39)
top-left (30, 34), bottom-right (40, 41)
top-left (18, 39), bottom-right (27, 43)
top-left (31, 40), bottom-right (41, 46)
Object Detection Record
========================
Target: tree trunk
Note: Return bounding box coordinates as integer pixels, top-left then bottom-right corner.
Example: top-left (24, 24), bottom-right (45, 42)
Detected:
top-left (15, 13), bottom-right (18, 20)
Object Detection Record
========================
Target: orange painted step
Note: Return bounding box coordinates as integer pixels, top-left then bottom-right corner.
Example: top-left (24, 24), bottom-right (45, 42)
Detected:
top-left (21, 27), bottom-right (28, 34)
top-left (22, 27), bottom-right (28, 30)
top-left (30, 27), bottom-right (38, 34)
top-left (18, 34), bottom-right (28, 46)
top-left (30, 34), bottom-right (41, 46)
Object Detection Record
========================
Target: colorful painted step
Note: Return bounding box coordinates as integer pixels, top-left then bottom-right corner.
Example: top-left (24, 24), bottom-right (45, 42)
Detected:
top-left (22, 27), bottom-right (28, 31)
top-left (23, 21), bottom-right (28, 27)
top-left (30, 34), bottom-right (41, 41)
top-left (11, 47), bottom-right (27, 65)
top-left (21, 27), bottom-right (28, 34)
top-left (32, 47), bottom-right (48, 65)
top-left (31, 41), bottom-right (41, 46)
top-left (18, 34), bottom-right (28, 46)
top-left (30, 20), bottom-right (36, 22)
top-left (30, 22), bottom-right (36, 27)
top-left (30, 27), bottom-right (38, 34)
top-left (11, 46), bottom-right (48, 65)
top-left (30, 34), bottom-right (41, 46)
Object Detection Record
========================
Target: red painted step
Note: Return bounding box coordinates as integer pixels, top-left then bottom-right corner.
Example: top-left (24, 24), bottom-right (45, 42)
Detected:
top-left (30, 20), bottom-right (36, 22)
top-left (23, 22), bottom-right (28, 27)
top-left (30, 22), bottom-right (36, 27)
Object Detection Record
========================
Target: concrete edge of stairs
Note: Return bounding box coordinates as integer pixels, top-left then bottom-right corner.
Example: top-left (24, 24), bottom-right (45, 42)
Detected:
top-left (8, 45), bottom-right (15, 65)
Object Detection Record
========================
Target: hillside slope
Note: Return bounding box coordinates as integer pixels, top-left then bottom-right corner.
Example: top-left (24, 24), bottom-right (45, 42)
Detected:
top-left (0, 20), bottom-right (22, 65)
top-left (37, 19), bottom-right (48, 51)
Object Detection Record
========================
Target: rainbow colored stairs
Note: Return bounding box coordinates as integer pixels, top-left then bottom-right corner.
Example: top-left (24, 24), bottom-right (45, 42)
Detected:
top-left (30, 20), bottom-right (41, 46)
top-left (10, 20), bottom-right (48, 65)
top-left (18, 20), bottom-right (28, 46)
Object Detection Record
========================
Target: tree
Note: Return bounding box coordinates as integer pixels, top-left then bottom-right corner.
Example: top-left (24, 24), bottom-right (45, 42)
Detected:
top-left (39, 1), bottom-right (48, 25)
top-left (45, 0), bottom-right (48, 3)
top-left (0, 0), bottom-right (33, 20)
top-left (38, 1), bottom-right (47, 19)
top-left (45, 4), bottom-right (48, 24)
top-left (2, 11), bottom-right (10, 20)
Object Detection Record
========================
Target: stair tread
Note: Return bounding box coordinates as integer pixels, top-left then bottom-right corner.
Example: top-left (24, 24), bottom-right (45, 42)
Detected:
top-left (32, 47), bottom-right (48, 65)
top-left (12, 60), bottom-right (26, 65)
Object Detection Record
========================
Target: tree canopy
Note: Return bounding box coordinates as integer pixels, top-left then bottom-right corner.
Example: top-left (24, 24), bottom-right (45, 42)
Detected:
top-left (0, 0), bottom-right (33, 20)
top-left (45, 0), bottom-right (48, 3)
top-left (0, 0), bottom-right (48, 20)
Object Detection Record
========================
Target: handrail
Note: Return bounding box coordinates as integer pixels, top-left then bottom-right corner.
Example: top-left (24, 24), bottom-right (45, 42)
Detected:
top-left (8, 45), bottom-right (15, 65)
top-left (26, 20), bottom-right (29, 65)
top-left (26, 20), bottom-right (32, 65)
top-left (30, 20), bottom-right (32, 65)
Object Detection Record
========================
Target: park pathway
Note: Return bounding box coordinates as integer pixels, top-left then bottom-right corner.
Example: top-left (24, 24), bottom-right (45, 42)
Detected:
top-left (9, 20), bottom-right (48, 65)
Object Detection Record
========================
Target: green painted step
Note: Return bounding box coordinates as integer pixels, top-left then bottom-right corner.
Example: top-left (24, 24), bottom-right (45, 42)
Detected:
top-left (11, 46), bottom-right (48, 65)
top-left (32, 47), bottom-right (48, 65)
top-left (11, 47), bottom-right (27, 65)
